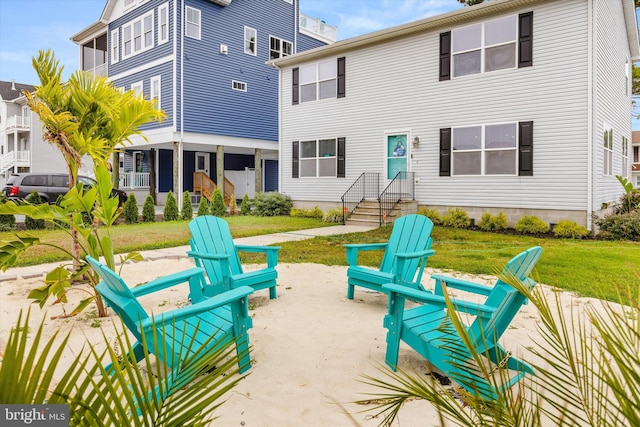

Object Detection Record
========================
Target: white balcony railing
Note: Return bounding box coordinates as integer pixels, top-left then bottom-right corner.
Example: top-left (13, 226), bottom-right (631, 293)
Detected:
top-left (83, 63), bottom-right (107, 77)
top-left (0, 151), bottom-right (30, 173)
top-left (119, 172), bottom-right (150, 189)
top-left (299, 13), bottom-right (337, 43)
top-left (4, 115), bottom-right (31, 131)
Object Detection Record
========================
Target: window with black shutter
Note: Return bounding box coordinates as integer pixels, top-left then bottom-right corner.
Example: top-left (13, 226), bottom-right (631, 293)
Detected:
top-left (518, 12), bottom-right (533, 68)
top-left (337, 137), bottom-right (346, 177)
top-left (292, 141), bottom-right (299, 178)
top-left (439, 128), bottom-right (451, 176)
top-left (292, 68), bottom-right (299, 105)
top-left (518, 121), bottom-right (533, 176)
top-left (439, 32), bottom-right (451, 81)
top-left (337, 57), bottom-right (346, 98)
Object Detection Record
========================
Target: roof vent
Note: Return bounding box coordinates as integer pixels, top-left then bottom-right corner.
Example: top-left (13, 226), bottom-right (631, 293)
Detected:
top-left (11, 80), bottom-right (16, 91)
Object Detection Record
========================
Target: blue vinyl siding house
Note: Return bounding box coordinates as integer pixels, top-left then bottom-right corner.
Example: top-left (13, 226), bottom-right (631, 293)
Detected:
top-left (71, 0), bottom-right (334, 205)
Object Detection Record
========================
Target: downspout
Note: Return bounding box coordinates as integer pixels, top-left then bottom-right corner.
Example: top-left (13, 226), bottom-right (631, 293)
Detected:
top-left (178, 0), bottom-right (184, 210)
top-left (586, 0), bottom-right (594, 231)
top-left (294, 0), bottom-right (298, 54)
top-left (277, 65), bottom-right (283, 193)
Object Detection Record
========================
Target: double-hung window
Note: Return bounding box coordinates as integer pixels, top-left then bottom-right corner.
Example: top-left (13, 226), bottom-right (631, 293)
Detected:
top-left (622, 136), bottom-right (629, 176)
top-left (293, 57), bottom-right (345, 104)
top-left (292, 138), bottom-right (345, 178)
top-left (158, 2), bottom-right (169, 45)
top-left (440, 122), bottom-right (533, 176)
top-left (269, 36), bottom-right (292, 60)
top-left (131, 81), bottom-right (143, 97)
top-left (185, 6), bottom-right (201, 39)
top-left (244, 27), bottom-right (257, 55)
top-left (122, 11), bottom-right (154, 59)
top-left (110, 29), bottom-right (119, 64)
top-left (603, 126), bottom-right (613, 176)
top-left (440, 12), bottom-right (532, 80)
top-left (150, 76), bottom-right (161, 110)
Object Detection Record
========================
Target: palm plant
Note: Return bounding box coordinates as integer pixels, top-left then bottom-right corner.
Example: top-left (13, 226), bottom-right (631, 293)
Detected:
top-left (358, 270), bottom-right (640, 426)
top-left (0, 308), bottom-right (249, 426)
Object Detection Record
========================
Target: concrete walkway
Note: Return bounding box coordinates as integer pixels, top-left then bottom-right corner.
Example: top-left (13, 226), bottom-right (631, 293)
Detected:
top-left (0, 224), bottom-right (377, 281)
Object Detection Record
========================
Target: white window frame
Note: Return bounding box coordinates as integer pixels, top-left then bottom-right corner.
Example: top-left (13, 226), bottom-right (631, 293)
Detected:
top-left (131, 81), bottom-right (143, 97)
top-left (603, 125), bottom-right (613, 177)
top-left (150, 75), bottom-right (161, 110)
top-left (299, 138), bottom-right (338, 178)
top-left (633, 145), bottom-right (639, 164)
top-left (185, 6), bottom-right (201, 40)
top-left (451, 14), bottom-right (517, 78)
top-left (158, 2), bottom-right (169, 45)
top-left (110, 29), bottom-right (119, 64)
top-left (451, 122), bottom-right (518, 176)
top-left (232, 80), bottom-right (247, 92)
top-left (244, 26), bottom-right (257, 55)
top-left (269, 35), bottom-right (292, 60)
top-left (622, 136), bottom-right (629, 177)
top-left (121, 10), bottom-right (154, 60)
top-left (300, 59), bottom-right (337, 103)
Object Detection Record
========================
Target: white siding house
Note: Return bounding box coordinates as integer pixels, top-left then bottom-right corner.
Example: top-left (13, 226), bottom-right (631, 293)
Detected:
top-left (270, 0), bottom-right (639, 230)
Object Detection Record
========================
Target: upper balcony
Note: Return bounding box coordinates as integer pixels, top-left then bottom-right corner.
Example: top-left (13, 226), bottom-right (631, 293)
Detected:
top-left (300, 13), bottom-right (337, 44)
top-left (3, 115), bottom-right (31, 132)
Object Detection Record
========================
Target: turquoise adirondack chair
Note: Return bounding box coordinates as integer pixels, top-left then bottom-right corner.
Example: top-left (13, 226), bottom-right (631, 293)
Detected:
top-left (188, 216), bottom-right (280, 301)
top-left (86, 256), bottom-right (254, 375)
top-left (382, 246), bottom-right (543, 401)
top-left (345, 214), bottom-right (435, 300)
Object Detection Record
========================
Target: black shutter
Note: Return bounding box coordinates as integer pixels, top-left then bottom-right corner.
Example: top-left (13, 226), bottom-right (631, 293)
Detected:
top-left (337, 57), bottom-right (346, 98)
top-left (439, 128), bottom-right (451, 176)
top-left (292, 141), bottom-right (299, 178)
top-left (518, 121), bottom-right (533, 176)
top-left (337, 137), bottom-right (346, 177)
top-left (292, 67), bottom-right (299, 105)
top-left (518, 12), bottom-right (533, 68)
top-left (439, 31), bottom-right (451, 81)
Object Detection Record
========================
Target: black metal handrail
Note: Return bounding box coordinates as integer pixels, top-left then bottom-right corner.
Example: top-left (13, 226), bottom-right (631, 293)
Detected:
top-left (341, 172), bottom-right (380, 224)
top-left (378, 171), bottom-right (415, 225)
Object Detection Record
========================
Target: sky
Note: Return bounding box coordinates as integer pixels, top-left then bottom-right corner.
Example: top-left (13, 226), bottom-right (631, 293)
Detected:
top-left (0, 0), bottom-right (462, 84)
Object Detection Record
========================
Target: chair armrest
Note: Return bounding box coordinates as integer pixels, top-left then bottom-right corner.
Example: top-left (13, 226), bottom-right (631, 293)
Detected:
top-left (431, 274), bottom-right (493, 297)
top-left (186, 251), bottom-right (231, 262)
top-left (131, 267), bottom-right (206, 297)
top-left (235, 245), bottom-right (281, 268)
top-left (344, 243), bottom-right (388, 265)
top-left (140, 286), bottom-right (254, 330)
top-left (395, 249), bottom-right (436, 260)
top-left (382, 283), bottom-right (497, 318)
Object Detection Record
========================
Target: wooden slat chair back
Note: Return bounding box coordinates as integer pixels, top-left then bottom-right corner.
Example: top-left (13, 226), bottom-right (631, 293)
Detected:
top-left (188, 215), bottom-right (280, 301)
top-left (86, 256), bottom-right (254, 374)
top-left (383, 246), bottom-right (543, 401)
top-left (345, 214), bottom-right (435, 299)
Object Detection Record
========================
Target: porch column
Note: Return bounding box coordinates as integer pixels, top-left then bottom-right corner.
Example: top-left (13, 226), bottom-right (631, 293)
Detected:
top-left (216, 145), bottom-right (224, 194)
top-left (254, 148), bottom-right (262, 193)
top-left (149, 148), bottom-right (157, 204)
top-left (173, 142), bottom-right (180, 197)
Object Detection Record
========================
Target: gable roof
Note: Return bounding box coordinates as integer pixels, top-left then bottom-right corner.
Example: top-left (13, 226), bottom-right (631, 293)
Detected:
top-left (0, 81), bottom-right (34, 102)
top-left (269, 0), bottom-right (640, 67)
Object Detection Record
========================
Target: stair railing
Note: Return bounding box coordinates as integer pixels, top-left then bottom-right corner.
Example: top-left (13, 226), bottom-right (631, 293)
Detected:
top-left (341, 172), bottom-right (379, 224)
top-left (378, 171), bottom-right (415, 225)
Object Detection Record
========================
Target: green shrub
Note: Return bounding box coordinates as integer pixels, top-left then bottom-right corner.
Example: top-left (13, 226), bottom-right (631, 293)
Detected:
top-left (142, 195), bottom-right (156, 222)
top-left (253, 192), bottom-right (292, 216)
top-left (441, 207), bottom-right (471, 228)
top-left (181, 191), bottom-right (193, 221)
top-left (210, 189), bottom-right (226, 217)
top-left (322, 208), bottom-right (344, 223)
top-left (228, 194), bottom-right (239, 216)
top-left (595, 211), bottom-right (640, 241)
top-left (196, 196), bottom-right (210, 217)
top-left (477, 212), bottom-right (508, 231)
top-left (24, 191), bottom-right (45, 230)
top-left (553, 220), bottom-right (590, 239)
top-left (291, 206), bottom-right (323, 219)
top-left (515, 215), bottom-right (549, 234)
top-left (0, 194), bottom-right (15, 231)
top-left (616, 191), bottom-right (640, 214)
top-left (240, 194), bottom-right (251, 215)
top-left (164, 191), bottom-right (179, 221)
top-left (123, 193), bottom-right (139, 224)
top-left (417, 207), bottom-right (443, 226)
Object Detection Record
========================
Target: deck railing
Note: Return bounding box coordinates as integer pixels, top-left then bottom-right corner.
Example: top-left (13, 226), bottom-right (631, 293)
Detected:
top-left (4, 115), bottom-right (30, 130)
top-left (378, 171), bottom-right (415, 225)
top-left (299, 13), bottom-right (337, 43)
top-left (119, 172), bottom-right (150, 189)
top-left (341, 172), bottom-right (380, 224)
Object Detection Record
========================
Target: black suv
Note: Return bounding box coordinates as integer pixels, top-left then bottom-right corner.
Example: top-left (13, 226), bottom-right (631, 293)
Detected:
top-left (3, 173), bottom-right (127, 206)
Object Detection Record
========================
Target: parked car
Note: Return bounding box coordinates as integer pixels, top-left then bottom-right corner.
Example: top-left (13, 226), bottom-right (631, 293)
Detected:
top-left (2, 173), bottom-right (127, 206)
